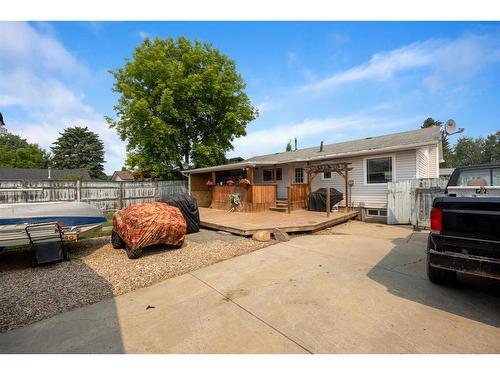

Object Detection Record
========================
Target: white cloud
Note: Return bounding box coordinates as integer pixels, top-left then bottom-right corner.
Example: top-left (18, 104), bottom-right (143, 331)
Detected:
top-left (302, 33), bottom-right (500, 93)
top-left (0, 22), bottom-right (125, 174)
top-left (229, 114), bottom-right (421, 159)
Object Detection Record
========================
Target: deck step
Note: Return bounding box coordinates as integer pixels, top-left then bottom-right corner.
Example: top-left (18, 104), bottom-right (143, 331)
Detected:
top-left (275, 202), bottom-right (288, 207)
top-left (269, 206), bottom-right (288, 213)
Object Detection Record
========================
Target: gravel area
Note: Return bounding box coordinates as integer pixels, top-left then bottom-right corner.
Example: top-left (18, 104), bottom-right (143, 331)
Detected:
top-left (0, 230), bottom-right (276, 333)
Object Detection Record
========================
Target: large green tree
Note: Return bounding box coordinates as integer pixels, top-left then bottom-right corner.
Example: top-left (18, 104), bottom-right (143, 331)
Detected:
top-left (107, 36), bottom-right (258, 178)
top-left (453, 132), bottom-right (500, 167)
top-left (421, 117), bottom-right (454, 167)
top-left (51, 126), bottom-right (106, 179)
top-left (0, 133), bottom-right (51, 168)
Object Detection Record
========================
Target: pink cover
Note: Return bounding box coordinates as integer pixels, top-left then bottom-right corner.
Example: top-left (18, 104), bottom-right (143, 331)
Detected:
top-left (113, 202), bottom-right (186, 250)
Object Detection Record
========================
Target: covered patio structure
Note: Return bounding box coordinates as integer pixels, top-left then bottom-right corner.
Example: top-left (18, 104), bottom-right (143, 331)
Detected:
top-left (184, 160), bottom-right (353, 215)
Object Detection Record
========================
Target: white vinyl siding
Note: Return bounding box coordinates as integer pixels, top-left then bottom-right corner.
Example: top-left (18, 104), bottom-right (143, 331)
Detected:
top-left (428, 144), bottom-right (439, 178)
top-left (416, 148), bottom-right (429, 178)
top-left (311, 149), bottom-right (416, 209)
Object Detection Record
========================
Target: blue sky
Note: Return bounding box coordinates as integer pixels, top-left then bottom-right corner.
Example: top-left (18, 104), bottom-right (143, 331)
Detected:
top-left (1, 21), bottom-right (499, 173)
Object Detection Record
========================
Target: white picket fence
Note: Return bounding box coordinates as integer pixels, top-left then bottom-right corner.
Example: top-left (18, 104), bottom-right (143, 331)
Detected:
top-left (387, 178), bottom-right (449, 228)
top-left (0, 179), bottom-right (188, 212)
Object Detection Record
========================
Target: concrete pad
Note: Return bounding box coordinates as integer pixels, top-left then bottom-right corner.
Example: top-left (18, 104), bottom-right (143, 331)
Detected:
top-left (193, 231), bottom-right (500, 353)
top-left (186, 228), bottom-right (241, 243)
top-left (0, 273), bottom-right (307, 354)
top-left (1, 221), bottom-right (499, 353)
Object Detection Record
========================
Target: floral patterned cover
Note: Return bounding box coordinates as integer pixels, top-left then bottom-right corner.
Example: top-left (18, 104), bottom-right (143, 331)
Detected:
top-left (113, 202), bottom-right (186, 251)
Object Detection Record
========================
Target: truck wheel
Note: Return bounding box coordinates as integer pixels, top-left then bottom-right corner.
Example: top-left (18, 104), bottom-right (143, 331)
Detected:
top-left (427, 238), bottom-right (456, 285)
top-left (111, 230), bottom-right (125, 249)
top-left (125, 244), bottom-right (142, 259)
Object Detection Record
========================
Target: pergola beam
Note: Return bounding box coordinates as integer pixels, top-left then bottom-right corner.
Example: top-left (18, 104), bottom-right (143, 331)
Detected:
top-left (304, 162), bottom-right (352, 215)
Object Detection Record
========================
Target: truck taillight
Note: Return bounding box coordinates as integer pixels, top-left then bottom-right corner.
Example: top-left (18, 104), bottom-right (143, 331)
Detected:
top-left (430, 207), bottom-right (442, 234)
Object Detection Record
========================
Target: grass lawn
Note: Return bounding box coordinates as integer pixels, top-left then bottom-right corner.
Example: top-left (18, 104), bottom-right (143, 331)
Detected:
top-left (80, 212), bottom-right (114, 239)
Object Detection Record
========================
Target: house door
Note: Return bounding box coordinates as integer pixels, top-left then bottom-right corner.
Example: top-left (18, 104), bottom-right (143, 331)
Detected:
top-left (275, 167), bottom-right (288, 199)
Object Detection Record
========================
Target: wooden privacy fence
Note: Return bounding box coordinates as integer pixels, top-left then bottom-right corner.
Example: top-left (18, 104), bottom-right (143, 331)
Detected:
top-left (387, 178), bottom-right (448, 228)
top-left (0, 179), bottom-right (188, 212)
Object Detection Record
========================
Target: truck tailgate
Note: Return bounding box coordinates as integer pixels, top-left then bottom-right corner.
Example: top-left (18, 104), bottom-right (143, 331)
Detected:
top-left (434, 197), bottom-right (500, 240)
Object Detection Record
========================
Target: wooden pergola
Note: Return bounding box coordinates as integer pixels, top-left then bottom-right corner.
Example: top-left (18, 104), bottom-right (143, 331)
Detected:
top-left (304, 162), bottom-right (353, 216)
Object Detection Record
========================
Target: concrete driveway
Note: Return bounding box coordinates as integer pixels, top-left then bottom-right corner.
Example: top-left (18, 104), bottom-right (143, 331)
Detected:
top-left (0, 221), bottom-right (499, 353)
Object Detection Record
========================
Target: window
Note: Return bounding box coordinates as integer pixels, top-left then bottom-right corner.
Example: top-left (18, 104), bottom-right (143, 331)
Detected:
top-left (276, 168), bottom-right (282, 181)
top-left (263, 169), bottom-right (273, 182)
top-left (294, 168), bottom-right (304, 183)
top-left (493, 169), bottom-right (500, 186)
top-left (367, 209), bottom-right (387, 217)
top-left (323, 172), bottom-right (332, 179)
top-left (366, 156), bottom-right (393, 184)
top-left (457, 169), bottom-right (491, 187)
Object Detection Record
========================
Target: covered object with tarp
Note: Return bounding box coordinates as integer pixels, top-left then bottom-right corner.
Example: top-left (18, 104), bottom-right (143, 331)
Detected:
top-left (112, 202), bottom-right (186, 259)
top-left (308, 188), bottom-right (343, 212)
top-left (160, 193), bottom-right (200, 234)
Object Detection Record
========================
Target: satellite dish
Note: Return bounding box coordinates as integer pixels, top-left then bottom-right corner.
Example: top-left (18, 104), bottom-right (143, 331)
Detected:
top-left (444, 119), bottom-right (464, 136)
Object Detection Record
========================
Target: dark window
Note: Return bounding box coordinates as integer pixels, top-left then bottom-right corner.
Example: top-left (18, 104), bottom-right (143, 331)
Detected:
top-left (294, 168), bottom-right (304, 183)
top-left (276, 168), bottom-right (282, 181)
top-left (366, 157), bottom-right (392, 184)
top-left (323, 172), bottom-right (332, 179)
top-left (493, 168), bottom-right (500, 186)
top-left (263, 169), bottom-right (273, 182)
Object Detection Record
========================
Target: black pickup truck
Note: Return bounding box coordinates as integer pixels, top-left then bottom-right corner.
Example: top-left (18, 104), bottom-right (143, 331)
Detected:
top-left (427, 163), bottom-right (500, 284)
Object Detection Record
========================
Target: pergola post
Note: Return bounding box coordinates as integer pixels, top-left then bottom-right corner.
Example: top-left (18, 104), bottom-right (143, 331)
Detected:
top-left (304, 162), bottom-right (353, 217)
top-left (344, 169), bottom-right (349, 212)
top-left (247, 167), bottom-right (254, 184)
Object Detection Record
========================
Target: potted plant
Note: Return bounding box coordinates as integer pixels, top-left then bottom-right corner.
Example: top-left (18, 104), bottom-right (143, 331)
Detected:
top-left (226, 179), bottom-right (235, 186)
top-left (239, 178), bottom-right (251, 186)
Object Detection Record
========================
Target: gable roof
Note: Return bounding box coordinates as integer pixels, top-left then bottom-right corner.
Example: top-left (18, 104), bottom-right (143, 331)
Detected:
top-left (112, 170), bottom-right (135, 181)
top-left (184, 126), bottom-right (441, 174)
top-left (0, 168), bottom-right (92, 181)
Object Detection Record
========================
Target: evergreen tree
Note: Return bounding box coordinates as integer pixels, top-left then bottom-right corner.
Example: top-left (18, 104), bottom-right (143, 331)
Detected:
top-left (51, 126), bottom-right (106, 179)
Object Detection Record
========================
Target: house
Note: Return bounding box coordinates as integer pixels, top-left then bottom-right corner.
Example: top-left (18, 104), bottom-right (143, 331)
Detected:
top-left (111, 170), bottom-right (135, 181)
top-left (439, 167), bottom-right (455, 180)
top-left (0, 167), bottom-right (92, 181)
top-left (227, 157), bottom-right (244, 164)
top-left (183, 126), bottom-right (442, 222)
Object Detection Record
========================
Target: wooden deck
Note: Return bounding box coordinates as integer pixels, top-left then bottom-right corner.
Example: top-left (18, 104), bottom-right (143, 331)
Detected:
top-left (199, 207), bottom-right (359, 236)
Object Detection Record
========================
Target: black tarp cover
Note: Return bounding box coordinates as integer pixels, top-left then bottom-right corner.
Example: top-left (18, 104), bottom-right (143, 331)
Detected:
top-left (161, 193), bottom-right (200, 233)
top-left (308, 188), bottom-right (343, 212)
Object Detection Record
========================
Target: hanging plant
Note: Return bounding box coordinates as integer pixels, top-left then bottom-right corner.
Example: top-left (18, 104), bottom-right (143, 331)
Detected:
top-left (226, 179), bottom-right (235, 186)
top-left (206, 179), bottom-right (215, 186)
top-left (239, 178), bottom-right (251, 185)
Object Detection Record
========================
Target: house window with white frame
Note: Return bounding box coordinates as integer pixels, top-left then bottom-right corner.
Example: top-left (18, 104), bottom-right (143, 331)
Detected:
top-left (366, 156), bottom-right (393, 184)
top-left (294, 168), bottom-right (304, 183)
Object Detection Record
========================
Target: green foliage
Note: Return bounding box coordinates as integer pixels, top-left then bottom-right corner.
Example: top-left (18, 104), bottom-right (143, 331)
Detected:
top-left (453, 132), bottom-right (500, 167)
top-left (107, 36), bottom-right (258, 178)
top-left (51, 126), bottom-right (106, 179)
top-left (0, 133), bottom-right (51, 168)
top-left (286, 140), bottom-right (292, 152)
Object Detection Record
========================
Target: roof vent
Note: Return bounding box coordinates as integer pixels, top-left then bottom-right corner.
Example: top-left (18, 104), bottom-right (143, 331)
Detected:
top-left (294, 138), bottom-right (298, 151)
top-left (319, 141), bottom-right (324, 152)
top-left (365, 137), bottom-right (372, 140)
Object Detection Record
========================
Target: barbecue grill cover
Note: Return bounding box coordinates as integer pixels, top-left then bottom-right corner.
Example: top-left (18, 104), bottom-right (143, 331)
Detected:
top-left (308, 188), bottom-right (343, 212)
top-left (161, 193), bottom-right (200, 233)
